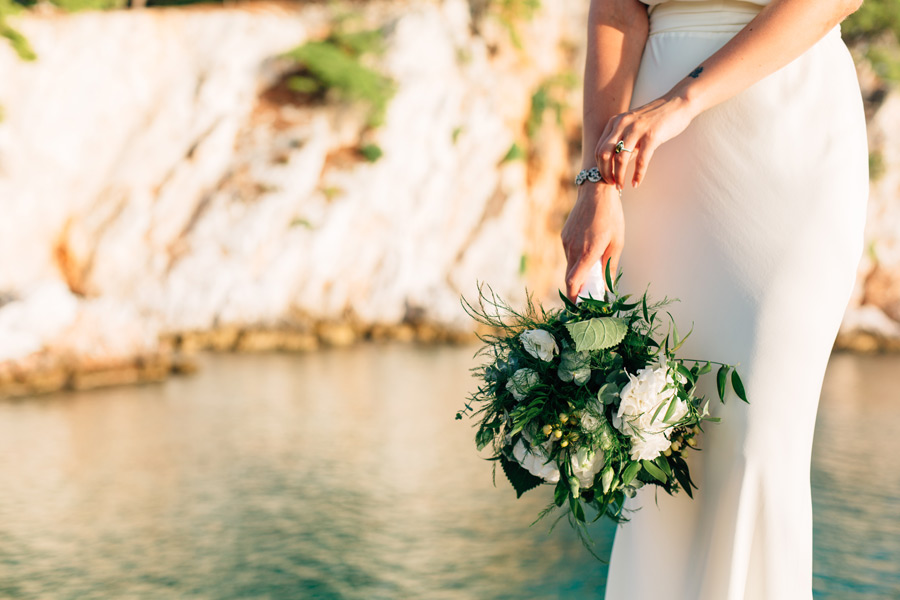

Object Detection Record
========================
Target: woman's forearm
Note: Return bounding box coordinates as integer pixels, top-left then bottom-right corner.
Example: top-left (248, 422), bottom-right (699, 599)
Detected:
top-left (596, 0), bottom-right (863, 189)
top-left (581, 0), bottom-right (649, 170)
top-left (666, 0), bottom-right (862, 119)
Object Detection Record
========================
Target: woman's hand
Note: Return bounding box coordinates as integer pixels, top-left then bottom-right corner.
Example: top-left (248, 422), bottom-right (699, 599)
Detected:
top-left (561, 182), bottom-right (625, 302)
top-left (594, 94), bottom-right (696, 190)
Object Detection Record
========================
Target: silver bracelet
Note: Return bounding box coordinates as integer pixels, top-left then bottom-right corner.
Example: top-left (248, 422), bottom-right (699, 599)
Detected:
top-left (574, 167), bottom-right (604, 186)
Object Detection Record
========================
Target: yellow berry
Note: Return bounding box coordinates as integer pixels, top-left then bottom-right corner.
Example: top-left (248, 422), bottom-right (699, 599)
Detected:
top-left (542, 424), bottom-right (553, 436)
top-left (663, 448), bottom-right (672, 457)
top-left (670, 441), bottom-right (681, 452)
top-left (560, 439), bottom-right (570, 448)
top-left (686, 437), bottom-right (698, 448)
top-left (559, 413), bottom-right (569, 424)
top-left (553, 429), bottom-right (563, 439)
top-left (681, 449), bottom-right (689, 458)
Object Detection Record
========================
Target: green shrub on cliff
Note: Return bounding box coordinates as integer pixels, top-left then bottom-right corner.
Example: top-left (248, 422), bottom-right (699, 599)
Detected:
top-left (281, 26), bottom-right (395, 129)
top-left (842, 0), bottom-right (900, 42)
top-left (0, 0), bottom-right (35, 60)
top-left (843, 0), bottom-right (900, 83)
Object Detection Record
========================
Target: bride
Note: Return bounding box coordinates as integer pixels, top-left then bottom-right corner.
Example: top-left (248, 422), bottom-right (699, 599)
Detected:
top-left (561, 0), bottom-right (868, 598)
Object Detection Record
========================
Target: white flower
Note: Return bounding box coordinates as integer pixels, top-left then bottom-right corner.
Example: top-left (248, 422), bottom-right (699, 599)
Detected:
top-left (519, 329), bottom-right (559, 362)
top-left (578, 402), bottom-right (606, 433)
top-left (612, 364), bottom-right (688, 461)
top-left (628, 431), bottom-right (673, 461)
top-left (557, 346), bottom-right (591, 385)
top-left (579, 411), bottom-right (601, 433)
top-left (512, 437), bottom-right (560, 483)
top-left (570, 446), bottom-right (605, 488)
top-left (506, 368), bottom-right (540, 401)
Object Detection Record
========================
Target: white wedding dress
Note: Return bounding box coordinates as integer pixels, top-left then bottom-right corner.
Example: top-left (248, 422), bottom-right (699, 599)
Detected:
top-left (578, 1), bottom-right (869, 598)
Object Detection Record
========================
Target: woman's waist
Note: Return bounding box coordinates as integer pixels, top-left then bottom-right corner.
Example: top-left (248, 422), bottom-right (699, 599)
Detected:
top-left (648, 0), bottom-right (842, 40)
top-left (648, 0), bottom-right (765, 35)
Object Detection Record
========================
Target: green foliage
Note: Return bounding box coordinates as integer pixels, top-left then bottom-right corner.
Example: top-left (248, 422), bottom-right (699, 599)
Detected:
top-left (281, 25), bottom-right (395, 129)
top-left (866, 42), bottom-right (900, 82)
top-left (500, 455), bottom-right (543, 498)
top-left (842, 0), bottom-right (900, 43)
top-left (843, 0), bottom-right (900, 83)
top-left (0, 0), bottom-right (35, 61)
top-left (870, 151), bottom-right (886, 181)
top-left (564, 317), bottom-right (627, 352)
top-left (359, 143), bottom-right (383, 162)
top-left (501, 141), bottom-right (525, 162)
top-left (487, 0), bottom-right (541, 49)
top-left (526, 72), bottom-right (577, 140)
top-left (52, 0), bottom-right (125, 10)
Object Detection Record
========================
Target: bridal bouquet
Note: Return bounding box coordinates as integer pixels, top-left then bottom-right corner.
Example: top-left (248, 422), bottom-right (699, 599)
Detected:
top-left (457, 262), bottom-right (748, 558)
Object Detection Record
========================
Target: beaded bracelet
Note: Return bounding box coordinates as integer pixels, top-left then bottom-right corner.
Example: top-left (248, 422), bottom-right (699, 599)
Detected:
top-left (574, 167), bottom-right (622, 198)
top-left (574, 167), bottom-right (604, 186)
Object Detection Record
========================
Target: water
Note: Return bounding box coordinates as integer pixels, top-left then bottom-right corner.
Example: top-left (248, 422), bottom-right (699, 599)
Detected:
top-left (0, 345), bottom-right (897, 599)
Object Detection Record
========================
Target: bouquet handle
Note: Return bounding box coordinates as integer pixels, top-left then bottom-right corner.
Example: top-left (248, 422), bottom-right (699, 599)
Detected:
top-left (576, 259), bottom-right (608, 305)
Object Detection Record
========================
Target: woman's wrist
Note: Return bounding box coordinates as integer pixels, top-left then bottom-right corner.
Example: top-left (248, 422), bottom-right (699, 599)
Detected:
top-left (665, 79), bottom-right (705, 122)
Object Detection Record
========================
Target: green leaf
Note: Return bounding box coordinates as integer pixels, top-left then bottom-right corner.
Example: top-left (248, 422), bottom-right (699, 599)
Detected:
top-left (500, 455), bottom-right (544, 498)
top-left (558, 289), bottom-right (579, 313)
top-left (621, 461), bottom-right (641, 486)
top-left (731, 369), bottom-right (748, 403)
top-left (554, 478), bottom-right (568, 507)
top-left (650, 396), bottom-right (669, 424)
top-left (674, 362), bottom-right (695, 387)
top-left (655, 456), bottom-right (672, 477)
top-left (697, 361), bottom-right (712, 375)
top-left (672, 462), bottom-right (693, 498)
top-left (716, 364), bottom-right (729, 403)
top-left (662, 394), bottom-right (679, 423)
top-left (569, 494), bottom-right (586, 522)
top-left (564, 317), bottom-right (627, 352)
top-left (641, 293), bottom-right (650, 324)
top-left (671, 455), bottom-right (698, 490)
top-left (597, 382), bottom-right (619, 405)
top-left (604, 257), bottom-right (615, 296)
top-left (475, 426), bottom-right (493, 451)
top-left (641, 459), bottom-right (667, 483)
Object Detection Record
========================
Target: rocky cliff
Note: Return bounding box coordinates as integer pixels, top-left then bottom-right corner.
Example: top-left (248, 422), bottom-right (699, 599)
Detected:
top-left (0, 0), bottom-right (897, 396)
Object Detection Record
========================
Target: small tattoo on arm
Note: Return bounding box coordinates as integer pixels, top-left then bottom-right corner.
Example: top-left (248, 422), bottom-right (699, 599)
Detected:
top-left (689, 66), bottom-right (703, 78)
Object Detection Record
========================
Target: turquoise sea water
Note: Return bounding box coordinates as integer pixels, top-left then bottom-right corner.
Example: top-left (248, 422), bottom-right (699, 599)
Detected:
top-left (0, 345), bottom-right (897, 599)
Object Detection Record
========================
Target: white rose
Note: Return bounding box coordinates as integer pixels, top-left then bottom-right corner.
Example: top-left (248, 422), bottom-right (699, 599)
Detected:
top-left (570, 446), bottom-right (605, 488)
top-left (612, 364), bottom-right (688, 461)
top-left (613, 365), bottom-right (685, 437)
top-left (519, 329), bottom-right (559, 362)
top-left (512, 437), bottom-right (560, 483)
top-left (506, 368), bottom-right (540, 401)
top-left (578, 402), bottom-right (606, 433)
top-left (557, 346), bottom-right (591, 385)
top-left (628, 431), bottom-right (673, 461)
top-left (579, 411), bottom-right (601, 432)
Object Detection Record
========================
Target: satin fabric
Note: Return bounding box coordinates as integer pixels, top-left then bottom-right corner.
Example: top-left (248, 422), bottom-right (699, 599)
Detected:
top-left (578, 2), bottom-right (868, 598)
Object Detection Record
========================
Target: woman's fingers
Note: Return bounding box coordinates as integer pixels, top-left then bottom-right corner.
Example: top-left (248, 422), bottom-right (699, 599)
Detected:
top-left (632, 133), bottom-right (657, 187)
top-left (595, 116), bottom-right (623, 185)
top-left (612, 129), bottom-right (640, 190)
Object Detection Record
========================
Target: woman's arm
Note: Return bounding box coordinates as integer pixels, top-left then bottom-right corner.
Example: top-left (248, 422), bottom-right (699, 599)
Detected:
top-left (601, 0), bottom-right (863, 189)
top-left (562, 0), bottom-right (648, 302)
